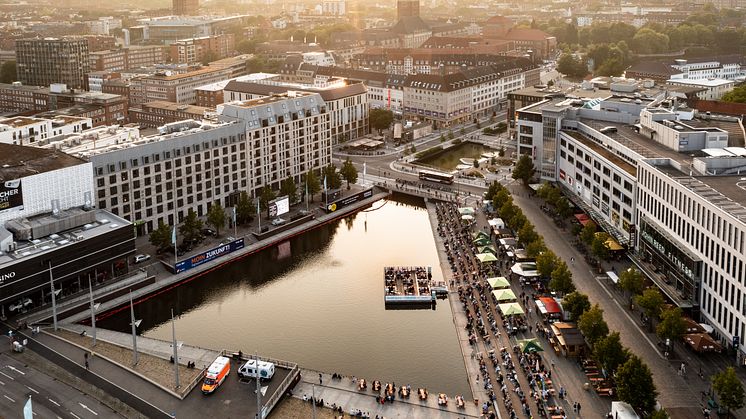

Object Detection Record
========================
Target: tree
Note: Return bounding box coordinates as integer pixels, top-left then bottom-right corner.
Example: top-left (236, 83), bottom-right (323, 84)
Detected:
top-left (619, 267), bottom-right (645, 296)
top-left (656, 307), bottom-right (686, 342)
top-left (509, 211), bottom-right (528, 231)
top-left (206, 203), bottom-right (226, 236)
top-left (593, 332), bottom-right (629, 375)
top-left (713, 367), bottom-right (745, 417)
top-left (636, 288), bottom-right (665, 320)
top-left (369, 109), bottom-right (394, 133)
top-left (280, 177), bottom-right (298, 203)
top-left (179, 209), bottom-right (203, 243)
top-left (563, 291), bottom-right (591, 321)
top-left (591, 232), bottom-right (611, 260)
top-left (723, 84), bottom-right (746, 103)
top-left (339, 159), bottom-right (358, 190)
top-left (518, 222), bottom-right (538, 246)
top-left (549, 261), bottom-right (575, 296)
top-left (305, 171), bottom-right (321, 202)
top-left (499, 200), bottom-right (517, 223)
top-left (0, 60), bottom-right (16, 84)
top-left (235, 191), bottom-right (254, 225)
top-left (525, 239), bottom-right (546, 259)
top-left (580, 221), bottom-right (597, 246)
top-left (578, 304), bottom-right (609, 347)
top-left (149, 221), bottom-right (173, 252)
top-left (556, 53), bottom-right (588, 79)
top-left (617, 355), bottom-right (658, 413)
top-left (555, 197), bottom-right (572, 219)
top-left (650, 409), bottom-right (670, 419)
top-left (259, 185), bottom-right (275, 213)
top-left (512, 154), bottom-right (535, 186)
top-left (632, 28), bottom-right (669, 54)
top-left (236, 39), bottom-right (258, 54)
top-left (536, 250), bottom-right (558, 278)
top-left (322, 164), bottom-right (342, 190)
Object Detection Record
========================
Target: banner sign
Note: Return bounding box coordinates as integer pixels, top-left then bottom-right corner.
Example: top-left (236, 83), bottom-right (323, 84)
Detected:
top-left (0, 180), bottom-right (23, 212)
top-left (268, 195), bottom-right (289, 218)
top-left (325, 188), bottom-right (373, 213)
top-left (175, 238), bottom-right (245, 273)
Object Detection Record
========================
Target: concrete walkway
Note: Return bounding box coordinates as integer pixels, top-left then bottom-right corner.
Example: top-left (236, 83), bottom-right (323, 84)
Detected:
top-left (295, 369), bottom-right (481, 418)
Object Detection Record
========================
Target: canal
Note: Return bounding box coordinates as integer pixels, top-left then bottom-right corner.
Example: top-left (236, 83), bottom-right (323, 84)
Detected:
top-left (417, 141), bottom-right (494, 171)
top-left (99, 196), bottom-right (470, 396)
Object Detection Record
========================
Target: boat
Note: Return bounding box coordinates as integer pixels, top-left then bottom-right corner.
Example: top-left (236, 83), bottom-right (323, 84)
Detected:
top-left (418, 388), bottom-right (428, 400)
top-left (456, 395), bottom-right (465, 408)
top-left (438, 393), bottom-right (448, 406)
top-left (399, 385), bottom-right (410, 398)
top-left (358, 378), bottom-right (367, 391)
top-left (373, 380), bottom-right (381, 392)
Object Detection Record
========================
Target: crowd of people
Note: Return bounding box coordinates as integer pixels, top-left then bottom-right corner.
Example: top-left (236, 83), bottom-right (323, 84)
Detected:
top-left (435, 201), bottom-right (571, 419)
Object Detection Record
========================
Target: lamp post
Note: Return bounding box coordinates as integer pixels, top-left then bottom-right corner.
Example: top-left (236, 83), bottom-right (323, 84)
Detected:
top-left (88, 278), bottom-right (100, 346)
top-left (48, 262), bottom-right (59, 331)
top-left (171, 309), bottom-right (179, 389)
top-left (129, 291), bottom-right (141, 365)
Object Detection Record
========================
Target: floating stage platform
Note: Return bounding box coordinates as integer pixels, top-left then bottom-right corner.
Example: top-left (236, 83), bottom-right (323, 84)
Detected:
top-left (384, 266), bottom-right (447, 308)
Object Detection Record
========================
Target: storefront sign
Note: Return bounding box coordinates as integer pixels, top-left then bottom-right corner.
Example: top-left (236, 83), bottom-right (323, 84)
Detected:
top-left (175, 238), bottom-right (245, 274)
top-left (325, 188), bottom-right (373, 213)
top-left (0, 180), bottom-right (23, 212)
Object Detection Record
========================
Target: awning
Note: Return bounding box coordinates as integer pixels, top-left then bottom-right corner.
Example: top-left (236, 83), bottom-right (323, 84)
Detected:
top-left (498, 302), bottom-right (524, 316)
top-left (511, 262), bottom-right (539, 277)
top-left (472, 231), bottom-right (490, 240)
top-left (479, 245), bottom-right (497, 254)
top-left (488, 218), bottom-right (505, 228)
top-left (684, 333), bottom-right (722, 353)
top-left (487, 276), bottom-right (510, 289)
top-left (458, 207), bottom-right (475, 215)
top-left (492, 289), bottom-right (517, 302)
top-left (683, 318), bottom-right (705, 334)
top-left (473, 237), bottom-right (491, 246)
top-left (574, 213), bottom-right (591, 226)
top-left (539, 297), bottom-right (561, 314)
top-left (477, 253), bottom-right (498, 263)
top-left (517, 338), bottom-right (543, 353)
top-left (606, 271), bottom-right (619, 284)
top-left (461, 214), bottom-right (474, 221)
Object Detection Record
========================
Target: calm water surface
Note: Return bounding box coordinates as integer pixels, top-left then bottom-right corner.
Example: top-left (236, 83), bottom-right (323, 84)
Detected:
top-left (418, 142), bottom-right (494, 171)
top-left (99, 197), bottom-right (469, 395)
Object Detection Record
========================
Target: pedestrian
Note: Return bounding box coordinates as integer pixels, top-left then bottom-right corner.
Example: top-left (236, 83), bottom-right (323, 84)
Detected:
top-left (577, 402), bottom-right (581, 414)
top-left (85, 359), bottom-right (89, 370)
top-left (319, 373), bottom-right (323, 385)
top-left (573, 402), bottom-right (577, 412)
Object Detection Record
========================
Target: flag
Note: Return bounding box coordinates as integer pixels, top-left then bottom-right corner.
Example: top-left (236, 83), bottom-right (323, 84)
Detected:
top-left (171, 225), bottom-right (176, 245)
top-left (232, 206), bottom-right (236, 224)
top-left (323, 175), bottom-right (327, 191)
top-left (23, 397), bottom-right (32, 419)
top-left (256, 199), bottom-right (260, 215)
top-left (363, 162), bottom-right (366, 177)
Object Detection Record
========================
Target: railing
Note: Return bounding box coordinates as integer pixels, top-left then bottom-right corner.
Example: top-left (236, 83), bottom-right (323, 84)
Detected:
top-left (220, 350), bottom-right (300, 419)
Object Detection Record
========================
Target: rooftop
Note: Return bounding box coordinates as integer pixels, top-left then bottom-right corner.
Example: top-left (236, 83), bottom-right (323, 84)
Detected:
top-left (563, 130), bottom-right (637, 176)
top-left (667, 78), bottom-right (734, 87)
top-left (0, 143), bottom-right (86, 181)
top-left (141, 101), bottom-right (210, 114)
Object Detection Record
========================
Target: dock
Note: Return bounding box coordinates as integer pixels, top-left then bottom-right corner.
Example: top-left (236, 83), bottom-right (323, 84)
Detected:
top-left (384, 266), bottom-right (438, 306)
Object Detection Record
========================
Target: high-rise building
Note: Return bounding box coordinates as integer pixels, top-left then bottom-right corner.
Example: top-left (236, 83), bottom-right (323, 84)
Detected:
top-left (15, 38), bottom-right (90, 90)
top-left (173, 0), bottom-right (200, 15)
top-left (397, 0), bottom-right (420, 20)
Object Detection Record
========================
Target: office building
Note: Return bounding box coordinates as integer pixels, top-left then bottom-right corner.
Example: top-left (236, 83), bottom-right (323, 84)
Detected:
top-left (173, 0), bottom-right (199, 15)
top-left (169, 34), bottom-right (235, 65)
top-left (129, 101), bottom-right (212, 127)
top-left (15, 38), bottom-right (91, 90)
top-left (129, 66), bottom-right (236, 106)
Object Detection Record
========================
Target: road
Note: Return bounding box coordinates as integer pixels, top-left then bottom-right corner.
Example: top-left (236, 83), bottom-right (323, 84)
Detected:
top-left (0, 343), bottom-right (122, 419)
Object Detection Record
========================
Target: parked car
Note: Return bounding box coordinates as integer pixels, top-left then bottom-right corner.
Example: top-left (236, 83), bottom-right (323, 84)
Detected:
top-left (202, 228), bottom-right (217, 237)
top-left (271, 218), bottom-right (286, 226)
top-left (134, 254), bottom-right (150, 264)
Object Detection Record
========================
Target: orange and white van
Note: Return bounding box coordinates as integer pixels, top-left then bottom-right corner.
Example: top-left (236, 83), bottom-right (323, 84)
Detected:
top-left (202, 356), bottom-right (230, 394)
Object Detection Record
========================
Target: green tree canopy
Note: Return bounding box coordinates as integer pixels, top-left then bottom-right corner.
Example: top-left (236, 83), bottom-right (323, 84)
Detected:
top-left (580, 221), bottom-right (597, 246)
top-left (235, 191), bottom-right (254, 225)
top-left (713, 367), bottom-right (745, 416)
top-left (280, 177), bottom-right (298, 204)
top-left (562, 291), bottom-right (591, 321)
top-left (0, 61), bottom-right (16, 84)
top-left (592, 332), bottom-right (629, 375)
top-left (149, 221), bottom-right (173, 252)
top-left (591, 232), bottom-right (611, 260)
top-left (369, 109), bottom-right (394, 133)
top-left (536, 250), bottom-right (558, 278)
top-left (616, 355), bottom-right (658, 413)
top-left (722, 84), bottom-right (746, 103)
top-left (525, 238), bottom-right (546, 259)
top-left (305, 170), bottom-right (321, 202)
top-left (632, 28), bottom-right (670, 54)
top-left (549, 261), bottom-right (575, 296)
top-left (322, 164), bottom-right (342, 190)
top-left (340, 159), bottom-right (358, 190)
top-left (518, 222), bottom-right (539, 246)
top-left (636, 288), bottom-right (665, 320)
top-left (656, 307), bottom-right (686, 342)
top-left (179, 209), bottom-right (203, 244)
top-left (259, 185), bottom-right (275, 212)
top-left (556, 53), bottom-right (588, 79)
top-left (206, 203), bottom-right (226, 236)
top-left (578, 304), bottom-right (609, 347)
top-left (619, 267), bottom-right (645, 296)
top-left (512, 154), bottom-right (536, 186)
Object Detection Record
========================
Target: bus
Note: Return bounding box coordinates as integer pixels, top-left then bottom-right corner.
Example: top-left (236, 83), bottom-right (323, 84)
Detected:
top-left (419, 169), bottom-right (454, 185)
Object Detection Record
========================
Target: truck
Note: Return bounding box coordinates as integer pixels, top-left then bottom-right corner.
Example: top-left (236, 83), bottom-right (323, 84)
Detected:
top-left (202, 356), bottom-right (231, 394)
top-left (237, 359), bottom-right (275, 381)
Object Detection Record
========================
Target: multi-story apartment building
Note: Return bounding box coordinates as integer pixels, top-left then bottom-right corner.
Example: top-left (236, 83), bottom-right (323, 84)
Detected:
top-left (90, 49), bottom-right (126, 72)
top-left (169, 34), bottom-right (235, 65)
top-left (223, 80), bottom-right (368, 144)
top-left (49, 91), bottom-right (330, 235)
top-left (15, 38), bottom-right (90, 89)
top-left (90, 46), bottom-right (169, 72)
top-left (626, 56), bottom-right (746, 83)
top-left (129, 66), bottom-right (236, 106)
top-left (129, 101), bottom-right (212, 127)
top-left (0, 83), bottom-right (50, 113)
top-left (0, 115), bottom-right (92, 145)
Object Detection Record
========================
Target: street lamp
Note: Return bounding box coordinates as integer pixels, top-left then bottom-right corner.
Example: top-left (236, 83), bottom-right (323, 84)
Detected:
top-left (88, 278), bottom-right (100, 346)
top-left (129, 291), bottom-right (142, 365)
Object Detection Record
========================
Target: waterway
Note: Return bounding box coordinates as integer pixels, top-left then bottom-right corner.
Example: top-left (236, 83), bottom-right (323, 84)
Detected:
top-left (418, 141), bottom-right (494, 171)
top-left (99, 196), bottom-right (470, 396)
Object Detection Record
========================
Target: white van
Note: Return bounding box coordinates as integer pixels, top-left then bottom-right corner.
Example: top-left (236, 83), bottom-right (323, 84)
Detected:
top-left (237, 359), bottom-right (275, 381)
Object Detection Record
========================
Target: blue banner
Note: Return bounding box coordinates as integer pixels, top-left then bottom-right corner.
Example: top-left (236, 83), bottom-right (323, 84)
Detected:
top-left (175, 238), bottom-right (245, 274)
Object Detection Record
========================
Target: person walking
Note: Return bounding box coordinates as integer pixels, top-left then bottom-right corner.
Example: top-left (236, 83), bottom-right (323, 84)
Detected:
top-left (84, 352), bottom-right (89, 370)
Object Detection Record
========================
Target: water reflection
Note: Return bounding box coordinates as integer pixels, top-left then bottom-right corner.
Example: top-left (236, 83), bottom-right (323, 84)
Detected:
top-left (418, 141), bottom-right (494, 171)
top-left (98, 197), bottom-right (469, 395)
